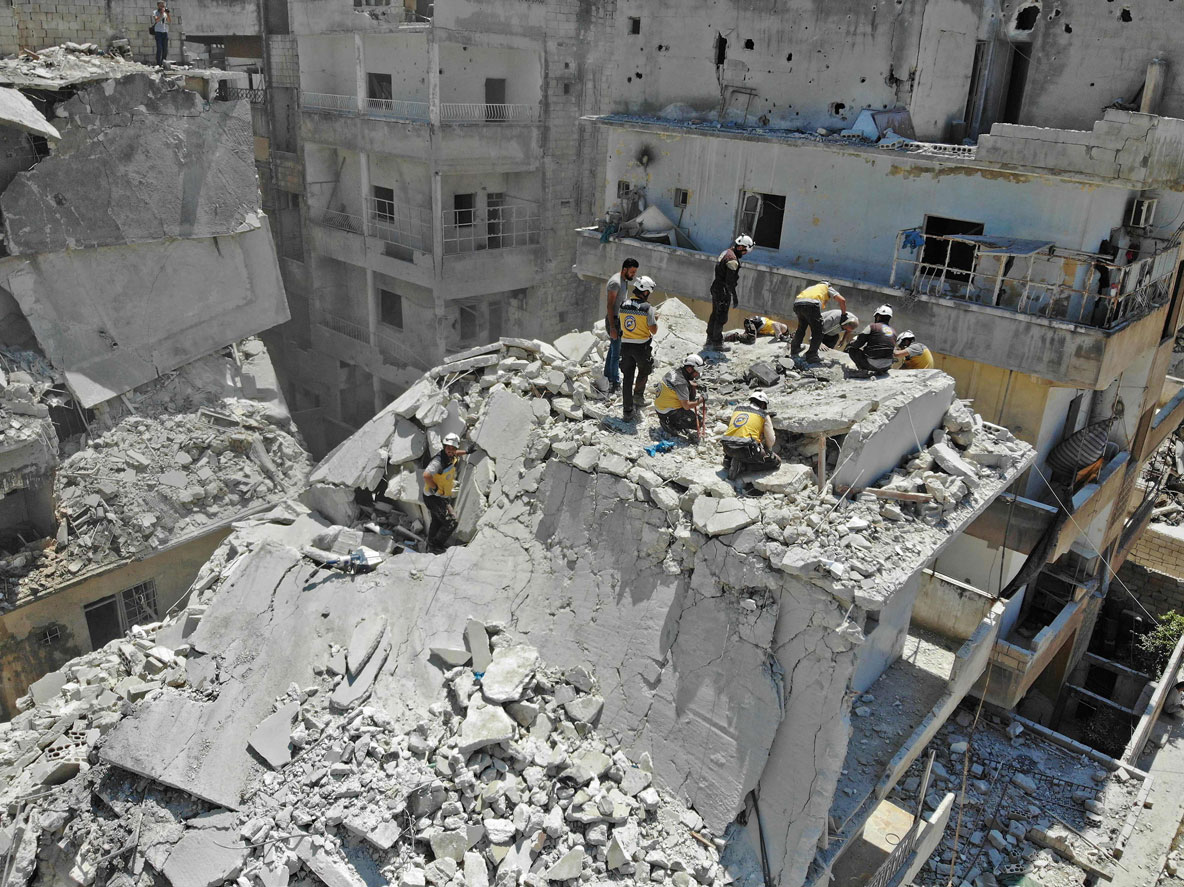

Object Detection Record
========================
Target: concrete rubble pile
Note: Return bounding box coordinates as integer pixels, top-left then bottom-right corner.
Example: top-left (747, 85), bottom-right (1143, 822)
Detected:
top-left (0, 341), bottom-right (310, 606)
top-left (0, 301), bottom-right (1035, 887)
top-left (900, 713), bottom-right (1139, 887)
top-left (0, 44), bottom-right (155, 91)
top-left (0, 612), bottom-right (724, 887)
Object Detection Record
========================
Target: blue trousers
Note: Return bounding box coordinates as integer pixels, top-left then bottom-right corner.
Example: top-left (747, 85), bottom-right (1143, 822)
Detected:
top-left (154, 31), bottom-right (169, 65)
top-left (604, 335), bottom-right (622, 385)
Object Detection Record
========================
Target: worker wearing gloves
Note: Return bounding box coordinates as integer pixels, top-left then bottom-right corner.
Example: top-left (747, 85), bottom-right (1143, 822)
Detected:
top-left (721, 391), bottom-right (781, 478)
top-left (894, 330), bottom-right (935, 369)
top-left (820, 310), bottom-right (859, 351)
top-left (727, 315), bottom-right (789, 344)
top-left (790, 281), bottom-right (848, 363)
top-left (706, 235), bottom-right (753, 353)
top-left (421, 432), bottom-right (467, 553)
top-left (847, 304), bottom-right (898, 376)
top-left (654, 354), bottom-right (706, 442)
top-left (618, 276), bottom-right (660, 422)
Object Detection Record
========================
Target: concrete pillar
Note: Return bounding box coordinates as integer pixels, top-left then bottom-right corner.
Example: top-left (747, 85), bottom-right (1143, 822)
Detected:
top-left (359, 151), bottom-right (371, 227)
top-left (354, 33), bottom-right (366, 111)
top-left (1141, 58), bottom-right (1168, 116)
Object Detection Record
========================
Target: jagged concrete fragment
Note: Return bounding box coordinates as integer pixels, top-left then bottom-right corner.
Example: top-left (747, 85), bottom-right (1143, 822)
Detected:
top-left (0, 86), bottom-right (59, 140)
top-left (248, 701), bottom-right (299, 769)
top-left (0, 224), bottom-right (289, 408)
top-left (29, 669), bottom-right (66, 705)
top-left (331, 628), bottom-right (391, 711)
top-left (3, 75), bottom-right (256, 253)
top-left (553, 331), bottom-right (597, 364)
top-left (458, 697), bottom-right (516, 755)
top-left (162, 828), bottom-right (248, 887)
top-left (481, 645), bottom-right (539, 703)
top-left (294, 837), bottom-right (368, 887)
top-left (465, 618), bottom-right (494, 673)
top-left (542, 847), bottom-right (584, 880)
top-left (472, 389), bottom-right (535, 463)
top-left (752, 463), bottom-right (815, 495)
top-left (691, 497), bottom-right (760, 536)
top-left (347, 616), bottom-right (388, 677)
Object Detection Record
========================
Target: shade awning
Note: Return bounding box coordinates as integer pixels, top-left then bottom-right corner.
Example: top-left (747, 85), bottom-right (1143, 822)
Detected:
top-left (945, 234), bottom-right (1054, 256)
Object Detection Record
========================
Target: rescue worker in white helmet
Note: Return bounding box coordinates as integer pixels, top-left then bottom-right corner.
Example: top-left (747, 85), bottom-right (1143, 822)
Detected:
top-left (654, 354), bottom-right (706, 442)
top-left (706, 234), bottom-right (753, 352)
top-left (618, 275), bottom-right (660, 422)
top-left (421, 432), bottom-right (467, 553)
top-left (894, 330), bottom-right (935, 369)
top-left (847, 304), bottom-right (897, 376)
top-left (721, 391), bottom-right (780, 478)
top-left (726, 314), bottom-right (790, 344)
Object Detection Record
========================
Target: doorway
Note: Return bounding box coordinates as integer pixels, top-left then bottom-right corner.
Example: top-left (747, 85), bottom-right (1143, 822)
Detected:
top-left (484, 78), bottom-right (507, 121)
top-left (1001, 45), bottom-right (1031, 124)
top-left (921, 216), bottom-right (984, 283)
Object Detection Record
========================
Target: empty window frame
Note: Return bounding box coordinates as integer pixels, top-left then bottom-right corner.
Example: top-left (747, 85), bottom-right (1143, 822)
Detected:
top-left (83, 579), bottom-right (160, 649)
top-left (453, 193), bottom-right (476, 228)
top-left (379, 288), bottom-right (404, 329)
top-left (366, 72), bottom-right (393, 100)
top-left (628, 16), bottom-right (641, 34)
top-left (737, 191), bottom-right (786, 250)
top-left (372, 185), bottom-right (395, 221)
top-left (921, 215), bottom-right (985, 283)
top-left (674, 188), bottom-right (691, 208)
top-left (616, 180), bottom-right (632, 199)
top-left (458, 302), bottom-right (481, 342)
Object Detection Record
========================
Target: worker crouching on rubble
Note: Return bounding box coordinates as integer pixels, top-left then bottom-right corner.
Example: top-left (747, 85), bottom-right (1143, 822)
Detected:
top-left (894, 330), bottom-right (935, 369)
top-left (847, 304), bottom-right (898, 376)
top-left (655, 354), bottom-right (706, 443)
top-left (790, 281), bottom-right (847, 364)
top-left (422, 432), bottom-right (467, 554)
top-left (619, 275), bottom-right (660, 422)
top-left (820, 310), bottom-right (859, 351)
top-left (726, 315), bottom-right (789, 344)
top-left (721, 392), bottom-right (780, 479)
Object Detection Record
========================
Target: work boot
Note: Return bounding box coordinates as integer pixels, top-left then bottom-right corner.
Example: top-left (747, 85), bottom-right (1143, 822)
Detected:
top-left (714, 341), bottom-right (731, 353)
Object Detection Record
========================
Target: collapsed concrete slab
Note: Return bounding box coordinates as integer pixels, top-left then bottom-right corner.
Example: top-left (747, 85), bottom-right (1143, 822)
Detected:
top-left (0, 86), bottom-right (59, 140)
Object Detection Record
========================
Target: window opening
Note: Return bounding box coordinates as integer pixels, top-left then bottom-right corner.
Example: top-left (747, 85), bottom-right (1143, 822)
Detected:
top-left (628, 16), bottom-right (641, 34)
top-left (921, 215), bottom-right (984, 283)
top-left (737, 191), bottom-right (786, 250)
top-left (453, 193), bottom-right (475, 228)
top-left (367, 72), bottom-right (393, 100)
top-left (379, 288), bottom-right (403, 329)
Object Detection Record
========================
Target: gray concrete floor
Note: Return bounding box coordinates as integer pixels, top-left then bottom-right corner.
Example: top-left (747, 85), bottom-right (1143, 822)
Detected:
top-left (1116, 715), bottom-right (1184, 887)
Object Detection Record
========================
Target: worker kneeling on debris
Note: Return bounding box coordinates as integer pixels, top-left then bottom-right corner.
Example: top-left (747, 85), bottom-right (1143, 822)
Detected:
top-left (722, 392), bottom-right (780, 478)
top-left (847, 305), bottom-right (897, 376)
top-left (894, 330), bottom-right (934, 369)
top-left (422, 432), bottom-right (467, 554)
top-left (655, 354), bottom-right (706, 442)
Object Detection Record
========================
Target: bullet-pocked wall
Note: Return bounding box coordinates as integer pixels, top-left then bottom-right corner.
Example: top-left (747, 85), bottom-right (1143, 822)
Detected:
top-left (601, 123), bottom-right (1133, 285)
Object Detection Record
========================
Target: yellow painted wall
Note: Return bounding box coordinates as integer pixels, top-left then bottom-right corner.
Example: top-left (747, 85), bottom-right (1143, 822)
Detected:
top-left (0, 528), bottom-right (230, 719)
top-left (932, 353), bottom-right (1053, 448)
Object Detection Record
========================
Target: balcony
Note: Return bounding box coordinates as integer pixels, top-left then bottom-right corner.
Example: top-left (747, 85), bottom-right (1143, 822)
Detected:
top-left (438, 199), bottom-right (542, 298)
top-left (300, 93), bottom-right (542, 170)
top-left (367, 197), bottom-right (432, 253)
top-left (574, 228), bottom-right (1177, 390)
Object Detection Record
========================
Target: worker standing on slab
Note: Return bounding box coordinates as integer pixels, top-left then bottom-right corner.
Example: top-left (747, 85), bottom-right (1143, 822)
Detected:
top-left (820, 310), bottom-right (859, 351)
top-left (655, 354), bottom-right (705, 442)
top-left (706, 235), bottom-right (753, 353)
top-left (789, 281), bottom-right (847, 363)
top-left (422, 432), bottom-right (467, 554)
top-left (618, 276), bottom-right (659, 422)
top-left (726, 315), bottom-right (789, 344)
top-left (721, 392), bottom-right (780, 478)
top-left (603, 257), bottom-right (639, 395)
top-left (894, 330), bottom-right (935, 369)
top-left (847, 304), bottom-right (897, 376)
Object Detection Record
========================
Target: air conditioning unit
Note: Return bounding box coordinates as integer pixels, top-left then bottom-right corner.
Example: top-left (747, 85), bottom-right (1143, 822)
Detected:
top-left (1128, 197), bottom-right (1158, 229)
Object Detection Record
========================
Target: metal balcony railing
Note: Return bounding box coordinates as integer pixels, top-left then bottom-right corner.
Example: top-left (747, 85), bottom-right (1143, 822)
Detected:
top-left (890, 228), bottom-right (1177, 330)
top-left (216, 84), bottom-right (267, 104)
top-left (443, 198), bottom-right (541, 256)
top-left (376, 329), bottom-right (433, 369)
top-left (316, 310), bottom-right (371, 345)
top-left (300, 92), bottom-right (536, 124)
top-left (364, 97), bottom-right (430, 121)
top-left (365, 197), bottom-right (432, 252)
top-left (320, 209), bottom-right (366, 236)
top-left (440, 102), bottom-right (536, 123)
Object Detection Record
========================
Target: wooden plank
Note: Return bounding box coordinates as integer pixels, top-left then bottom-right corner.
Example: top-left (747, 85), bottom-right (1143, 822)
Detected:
top-left (834, 486), bottom-right (934, 502)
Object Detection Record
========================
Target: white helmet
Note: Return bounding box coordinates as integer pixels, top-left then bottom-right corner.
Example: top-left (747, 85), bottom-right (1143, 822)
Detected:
top-left (875, 304), bottom-right (894, 319)
top-left (734, 234), bottom-right (755, 249)
top-left (633, 275), bottom-right (656, 294)
top-left (749, 392), bottom-right (769, 408)
top-left (897, 330), bottom-right (916, 345)
top-left (442, 432), bottom-right (461, 447)
top-left (842, 312), bottom-right (859, 328)
top-left (682, 354), bottom-right (705, 368)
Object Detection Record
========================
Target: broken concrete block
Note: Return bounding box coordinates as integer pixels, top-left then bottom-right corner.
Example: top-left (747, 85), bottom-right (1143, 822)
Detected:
top-left (565, 747), bottom-right (612, 785)
top-left (572, 446), bottom-right (600, 472)
top-left (294, 837), bottom-right (368, 887)
top-left (28, 669), bottom-right (67, 705)
top-left (430, 830), bottom-right (469, 862)
top-left (606, 822), bottom-right (641, 870)
top-left (465, 618), bottom-right (494, 673)
top-left (564, 695), bottom-right (604, 724)
top-left (162, 828), bottom-right (248, 887)
top-left (553, 331), bottom-right (598, 364)
top-left (929, 443), bottom-right (981, 489)
top-left (347, 616), bottom-right (388, 677)
top-left (331, 629), bottom-right (391, 711)
top-left (31, 758), bottom-right (81, 786)
top-left (248, 701), bottom-right (299, 770)
top-left (458, 697), bottom-right (516, 755)
top-left (746, 362), bottom-right (779, 387)
top-left (543, 847), bottom-right (585, 881)
top-left (752, 463), bottom-right (814, 495)
top-left (473, 389), bottom-right (535, 464)
top-left (481, 645), bottom-right (539, 703)
top-left (387, 418), bottom-right (427, 465)
top-left (691, 497), bottom-right (760, 537)
top-left (463, 851), bottom-right (489, 887)
top-left (430, 648), bottom-right (472, 668)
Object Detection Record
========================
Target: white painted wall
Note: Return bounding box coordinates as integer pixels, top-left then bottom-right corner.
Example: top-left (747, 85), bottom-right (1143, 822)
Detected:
top-left (600, 125), bottom-right (1134, 287)
top-left (932, 532), bottom-right (1023, 596)
top-left (362, 33), bottom-right (430, 102)
top-left (297, 34), bottom-right (359, 96)
top-left (438, 44), bottom-right (541, 107)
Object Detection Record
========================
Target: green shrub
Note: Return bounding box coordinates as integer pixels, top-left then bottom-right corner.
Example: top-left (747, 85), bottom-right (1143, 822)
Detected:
top-left (1135, 610), bottom-right (1184, 677)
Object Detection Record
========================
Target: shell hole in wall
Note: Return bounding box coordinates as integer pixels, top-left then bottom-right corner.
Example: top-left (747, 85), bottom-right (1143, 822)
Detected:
top-left (744, 38), bottom-right (754, 50)
top-left (1014, 5), bottom-right (1040, 30)
top-left (634, 72), bottom-right (643, 79)
top-left (829, 102), bottom-right (846, 116)
top-left (1049, 7), bottom-right (1061, 17)
top-left (1119, 8), bottom-right (1132, 20)
top-left (1064, 23), bottom-right (1072, 32)
top-left (715, 34), bottom-right (728, 67)
top-left (786, 53), bottom-right (793, 62)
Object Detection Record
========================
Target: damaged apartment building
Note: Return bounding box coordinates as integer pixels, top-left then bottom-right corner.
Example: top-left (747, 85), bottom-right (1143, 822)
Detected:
top-left (0, 51), bottom-right (311, 718)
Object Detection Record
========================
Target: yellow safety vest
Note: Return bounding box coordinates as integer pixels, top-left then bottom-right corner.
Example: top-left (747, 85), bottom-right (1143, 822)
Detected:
top-left (428, 459), bottom-right (458, 498)
top-left (619, 303), bottom-right (655, 342)
top-left (724, 408), bottom-right (765, 441)
top-left (654, 380), bottom-right (685, 413)
top-left (902, 346), bottom-right (934, 370)
top-left (758, 317), bottom-right (777, 336)
top-left (795, 283), bottom-right (829, 307)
